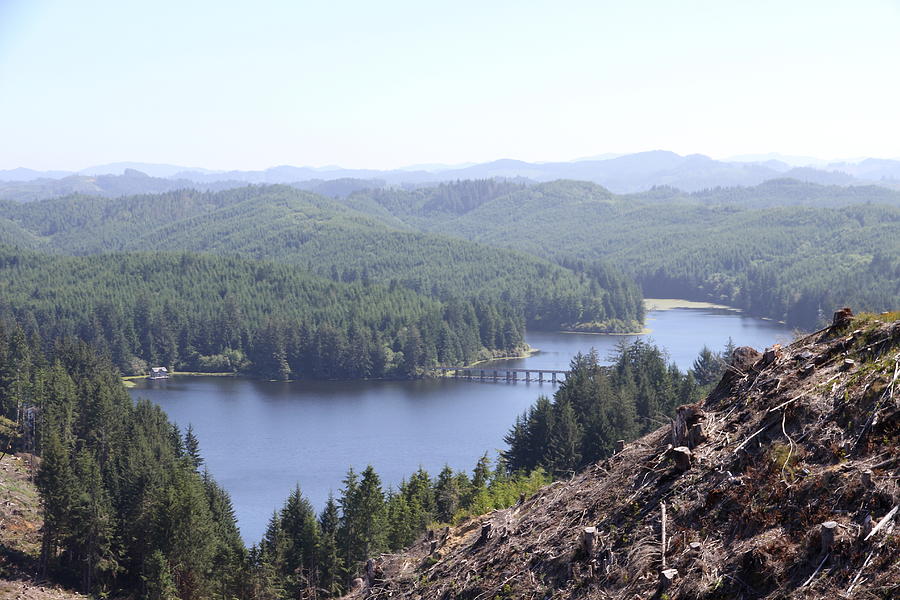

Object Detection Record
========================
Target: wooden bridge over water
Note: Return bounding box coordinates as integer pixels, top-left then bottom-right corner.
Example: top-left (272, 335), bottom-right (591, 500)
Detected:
top-left (432, 367), bottom-right (568, 383)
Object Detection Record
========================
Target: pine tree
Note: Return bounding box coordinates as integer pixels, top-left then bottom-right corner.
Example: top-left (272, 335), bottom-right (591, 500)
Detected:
top-left (184, 424), bottom-right (203, 471)
top-left (279, 485), bottom-right (320, 595)
top-left (434, 465), bottom-right (461, 523)
top-left (143, 550), bottom-right (179, 600)
top-left (545, 399), bottom-right (583, 476)
top-left (339, 466), bottom-right (387, 571)
top-left (691, 345), bottom-right (723, 386)
top-left (36, 430), bottom-right (75, 577)
top-left (317, 495), bottom-right (344, 597)
top-left (71, 448), bottom-right (117, 593)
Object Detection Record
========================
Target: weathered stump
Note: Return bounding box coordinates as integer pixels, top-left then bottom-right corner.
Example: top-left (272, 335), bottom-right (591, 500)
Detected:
top-left (659, 568), bottom-right (678, 589)
top-left (820, 521), bottom-right (838, 553)
top-left (615, 439), bottom-right (625, 453)
top-left (581, 526), bottom-right (597, 557)
top-left (761, 344), bottom-right (782, 367)
top-left (477, 522), bottom-right (492, 545)
top-left (669, 446), bottom-right (692, 472)
top-left (832, 307), bottom-right (853, 327)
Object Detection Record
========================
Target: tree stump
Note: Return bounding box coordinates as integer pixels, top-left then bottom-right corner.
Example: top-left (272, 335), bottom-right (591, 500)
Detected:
top-left (762, 344), bottom-right (782, 366)
top-left (670, 446), bottom-right (692, 472)
top-left (477, 522), bottom-right (492, 545)
top-left (820, 521), bottom-right (838, 553)
top-left (581, 526), bottom-right (597, 557)
top-left (832, 307), bottom-right (853, 327)
top-left (615, 439), bottom-right (625, 453)
top-left (659, 568), bottom-right (678, 589)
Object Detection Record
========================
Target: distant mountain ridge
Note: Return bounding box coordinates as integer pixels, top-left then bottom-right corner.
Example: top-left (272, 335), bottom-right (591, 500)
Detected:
top-left (4, 151), bottom-right (900, 196)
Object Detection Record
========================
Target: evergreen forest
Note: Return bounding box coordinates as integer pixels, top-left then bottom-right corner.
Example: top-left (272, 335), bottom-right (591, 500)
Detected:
top-left (1, 320), bottom-right (723, 598)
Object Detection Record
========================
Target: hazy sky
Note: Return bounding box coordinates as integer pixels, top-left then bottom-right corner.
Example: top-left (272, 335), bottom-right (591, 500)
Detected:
top-left (1, 0), bottom-right (898, 171)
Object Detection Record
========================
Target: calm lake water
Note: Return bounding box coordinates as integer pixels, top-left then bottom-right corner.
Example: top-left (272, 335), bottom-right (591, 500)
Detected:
top-left (129, 305), bottom-right (793, 543)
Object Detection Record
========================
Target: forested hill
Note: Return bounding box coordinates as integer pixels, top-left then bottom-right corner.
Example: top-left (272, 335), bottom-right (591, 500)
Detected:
top-left (0, 247), bottom-right (529, 378)
top-left (348, 179), bottom-right (900, 329)
top-left (0, 186), bottom-right (644, 333)
top-left (630, 177), bottom-right (900, 208)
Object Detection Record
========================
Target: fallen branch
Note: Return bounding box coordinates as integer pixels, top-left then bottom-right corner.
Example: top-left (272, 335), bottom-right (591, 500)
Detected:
top-left (733, 420), bottom-right (775, 453)
top-left (864, 505), bottom-right (898, 542)
top-left (767, 393), bottom-right (803, 414)
top-left (801, 553), bottom-right (829, 588)
top-left (846, 548), bottom-right (876, 595)
top-left (780, 411), bottom-right (796, 487)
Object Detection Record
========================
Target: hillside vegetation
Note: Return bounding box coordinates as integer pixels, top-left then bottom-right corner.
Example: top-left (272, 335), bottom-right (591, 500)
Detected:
top-left (0, 186), bottom-right (644, 334)
top-left (349, 179), bottom-right (900, 329)
top-left (357, 310), bottom-right (900, 599)
top-left (0, 247), bottom-right (532, 378)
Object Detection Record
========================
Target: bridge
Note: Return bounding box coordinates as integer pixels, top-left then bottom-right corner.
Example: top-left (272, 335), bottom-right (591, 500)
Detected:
top-left (431, 367), bottom-right (568, 383)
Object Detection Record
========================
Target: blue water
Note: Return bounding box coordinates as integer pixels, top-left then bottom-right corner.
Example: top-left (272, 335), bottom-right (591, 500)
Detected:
top-left (128, 306), bottom-right (792, 542)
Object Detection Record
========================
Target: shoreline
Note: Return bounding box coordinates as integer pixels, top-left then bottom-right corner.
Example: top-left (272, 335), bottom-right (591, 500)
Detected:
top-left (458, 346), bottom-right (540, 368)
top-left (122, 299), bottom-right (754, 387)
top-left (123, 371), bottom-right (237, 387)
top-left (643, 297), bottom-right (742, 312)
top-left (557, 327), bottom-right (652, 336)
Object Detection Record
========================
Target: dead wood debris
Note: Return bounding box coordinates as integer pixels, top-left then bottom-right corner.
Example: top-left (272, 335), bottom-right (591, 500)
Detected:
top-left (353, 314), bottom-right (900, 600)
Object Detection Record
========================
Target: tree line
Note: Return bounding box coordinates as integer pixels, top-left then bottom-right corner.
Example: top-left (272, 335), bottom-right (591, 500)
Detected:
top-left (0, 185), bottom-right (646, 334)
top-left (0, 248), bottom-right (527, 378)
top-left (250, 457), bottom-right (549, 598)
top-left (503, 339), bottom-right (731, 475)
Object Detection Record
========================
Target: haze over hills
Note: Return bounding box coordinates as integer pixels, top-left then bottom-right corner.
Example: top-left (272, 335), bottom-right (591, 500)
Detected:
top-left (4, 151), bottom-right (900, 201)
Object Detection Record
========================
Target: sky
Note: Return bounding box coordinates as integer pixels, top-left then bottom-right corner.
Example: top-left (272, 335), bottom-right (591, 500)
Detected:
top-left (1, 0), bottom-right (898, 171)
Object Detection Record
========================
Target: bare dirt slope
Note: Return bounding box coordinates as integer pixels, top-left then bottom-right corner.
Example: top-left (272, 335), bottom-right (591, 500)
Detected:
top-left (0, 454), bottom-right (87, 600)
top-left (356, 310), bottom-right (899, 599)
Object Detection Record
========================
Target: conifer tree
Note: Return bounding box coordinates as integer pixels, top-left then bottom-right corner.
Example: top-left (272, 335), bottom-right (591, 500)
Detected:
top-left (434, 465), bottom-right (461, 523)
top-left (184, 424), bottom-right (203, 471)
top-left (317, 495), bottom-right (344, 597)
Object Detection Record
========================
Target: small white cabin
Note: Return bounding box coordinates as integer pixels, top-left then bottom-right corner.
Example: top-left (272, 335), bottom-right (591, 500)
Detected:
top-left (149, 367), bottom-right (170, 380)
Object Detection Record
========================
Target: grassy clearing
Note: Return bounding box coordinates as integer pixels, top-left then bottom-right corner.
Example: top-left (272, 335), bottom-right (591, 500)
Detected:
top-left (644, 298), bottom-right (741, 311)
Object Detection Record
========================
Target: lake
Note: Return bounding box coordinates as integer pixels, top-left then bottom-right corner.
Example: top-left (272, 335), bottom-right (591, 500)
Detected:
top-left (128, 303), bottom-right (793, 542)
